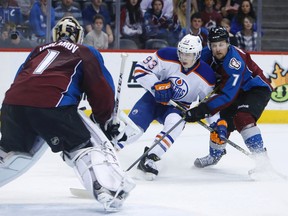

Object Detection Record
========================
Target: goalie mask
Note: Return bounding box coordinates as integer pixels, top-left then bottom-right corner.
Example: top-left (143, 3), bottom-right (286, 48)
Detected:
top-left (177, 34), bottom-right (202, 69)
top-left (52, 16), bottom-right (84, 44)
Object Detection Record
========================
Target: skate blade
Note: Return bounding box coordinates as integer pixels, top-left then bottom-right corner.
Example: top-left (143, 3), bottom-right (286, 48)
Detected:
top-left (135, 169), bottom-right (157, 181)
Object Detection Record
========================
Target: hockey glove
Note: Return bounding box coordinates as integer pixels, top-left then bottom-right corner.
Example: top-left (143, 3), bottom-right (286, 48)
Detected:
top-left (153, 80), bottom-right (173, 105)
top-left (184, 103), bottom-right (210, 122)
top-left (210, 119), bottom-right (228, 145)
top-left (91, 114), bottom-right (128, 145)
top-left (103, 117), bottom-right (127, 141)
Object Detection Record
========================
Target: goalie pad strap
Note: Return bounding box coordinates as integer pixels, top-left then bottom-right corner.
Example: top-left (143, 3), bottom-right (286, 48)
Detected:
top-left (65, 145), bottom-right (135, 194)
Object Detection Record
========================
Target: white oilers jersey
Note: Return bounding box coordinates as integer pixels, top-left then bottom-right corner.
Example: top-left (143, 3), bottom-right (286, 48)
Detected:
top-left (134, 47), bottom-right (216, 107)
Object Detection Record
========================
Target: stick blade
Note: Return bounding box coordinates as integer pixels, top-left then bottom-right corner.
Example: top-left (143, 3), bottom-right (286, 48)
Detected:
top-left (70, 188), bottom-right (94, 199)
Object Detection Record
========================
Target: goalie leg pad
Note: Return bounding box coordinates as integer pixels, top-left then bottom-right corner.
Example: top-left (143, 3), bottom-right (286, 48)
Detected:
top-left (73, 110), bottom-right (136, 209)
top-left (65, 144), bottom-right (135, 208)
top-left (0, 137), bottom-right (47, 187)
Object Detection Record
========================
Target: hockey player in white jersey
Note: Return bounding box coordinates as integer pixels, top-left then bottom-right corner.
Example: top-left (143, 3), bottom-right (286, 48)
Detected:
top-left (115, 34), bottom-right (227, 180)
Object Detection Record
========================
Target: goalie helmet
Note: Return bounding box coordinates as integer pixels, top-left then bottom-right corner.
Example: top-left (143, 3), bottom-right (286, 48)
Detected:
top-left (52, 16), bottom-right (84, 44)
top-left (177, 34), bottom-right (202, 68)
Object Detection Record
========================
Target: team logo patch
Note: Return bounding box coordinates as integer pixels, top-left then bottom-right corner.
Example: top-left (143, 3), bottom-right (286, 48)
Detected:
top-left (131, 109), bottom-right (139, 115)
top-left (229, 57), bottom-right (241, 70)
top-left (169, 77), bottom-right (188, 100)
top-left (50, 136), bottom-right (60, 145)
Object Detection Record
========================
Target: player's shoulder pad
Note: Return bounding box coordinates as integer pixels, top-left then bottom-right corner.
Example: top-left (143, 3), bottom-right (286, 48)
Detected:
top-left (196, 59), bottom-right (216, 85)
top-left (223, 46), bottom-right (245, 72)
top-left (156, 47), bottom-right (179, 62)
top-left (82, 44), bottom-right (105, 64)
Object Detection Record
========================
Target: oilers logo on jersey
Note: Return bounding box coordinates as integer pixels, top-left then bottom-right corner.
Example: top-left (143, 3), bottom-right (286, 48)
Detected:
top-left (170, 77), bottom-right (188, 100)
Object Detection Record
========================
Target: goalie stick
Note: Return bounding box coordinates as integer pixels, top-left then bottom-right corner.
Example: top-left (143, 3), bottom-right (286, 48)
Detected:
top-left (113, 53), bottom-right (128, 123)
top-left (70, 187), bottom-right (94, 199)
top-left (110, 53), bottom-right (128, 148)
top-left (69, 55), bottom-right (131, 203)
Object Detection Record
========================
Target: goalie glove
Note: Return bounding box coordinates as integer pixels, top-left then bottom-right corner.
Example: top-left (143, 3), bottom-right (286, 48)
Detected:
top-left (90, 114), bottom-right (128, 148)
top-left (152, 80), bottom-right (173, 105)
top-left (210, 119), bottom-right (228, 145)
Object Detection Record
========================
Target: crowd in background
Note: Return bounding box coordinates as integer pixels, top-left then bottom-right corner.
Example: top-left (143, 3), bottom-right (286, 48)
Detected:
top-left (0, 0), bottom-right (258, 51)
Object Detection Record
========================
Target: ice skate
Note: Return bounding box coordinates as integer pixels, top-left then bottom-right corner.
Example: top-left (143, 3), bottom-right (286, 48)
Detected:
top-left (137, 147), bottom-right (160, 180)
top-left (93, 180), bottom-right (129, 212)
top-left (194, 150), bottom-right (226, 168)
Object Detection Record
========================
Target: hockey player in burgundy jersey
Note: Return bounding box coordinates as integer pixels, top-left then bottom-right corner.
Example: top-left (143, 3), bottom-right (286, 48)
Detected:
top-left (0, 16), bottom-right (135, 211)
top-left (184, 26), bottom-right (273, 173)
top-left (115, 34), bottom-right (221, 180)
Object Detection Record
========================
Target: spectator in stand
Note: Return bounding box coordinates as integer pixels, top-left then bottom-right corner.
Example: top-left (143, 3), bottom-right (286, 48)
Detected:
top-left (143, 0), bottom-right (173, 44)
top-left (230, 0), bottom-right (256, 35)
top-left (174, 0), bottom-right (198, 13)
top-left (166, 11), bottom-right (182, 46)
top-left (29, 0), bottom-right (55, 44)
top-left (141, 0), bottom-right (174, 19)
top-left (179, 12), bottom-right (208, 47)
top-left (175, 0), bottom-right (196, 29)
top-left (120, 0), bottom-right (144, 47)
top-left (0, 0), bottom-right (23, 31)
top-left (83, 14), bottom-right (108, 49)
top-left (214, 0), bottom-right (240, 20)
top-left (7, 30), bottom-right (35, 48)
top-left (16, 0), bottom-right (34, 22)
top-left (54, 0), bottom-right (83, 26)
top-left (220, 17), bottom-right (237, 46)
top-left (82, 0), bottom-right (113, 45)
top-left (235, 15), bottom-right (257, 51)
top-left (200, 0), bottom-right (222, 31)
top-left (0, 26), bottom-right (9, 47)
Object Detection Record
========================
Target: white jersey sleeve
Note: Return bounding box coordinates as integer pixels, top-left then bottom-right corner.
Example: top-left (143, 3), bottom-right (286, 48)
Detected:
top-left (133, 48), bottom-right (181, 96)
top-left (134, 47), bottom-right (217, 106)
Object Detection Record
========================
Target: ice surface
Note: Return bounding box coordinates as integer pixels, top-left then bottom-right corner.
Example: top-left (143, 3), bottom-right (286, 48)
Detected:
top-left (1, 123), bottom-right (288, 216)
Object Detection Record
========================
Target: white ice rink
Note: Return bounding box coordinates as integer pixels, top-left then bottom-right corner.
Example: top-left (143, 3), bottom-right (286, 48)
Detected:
top-left (1, 123), bottom-right (288, 216)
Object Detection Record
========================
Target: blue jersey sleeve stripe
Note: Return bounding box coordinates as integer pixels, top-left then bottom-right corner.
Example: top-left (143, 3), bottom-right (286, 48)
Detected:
top-left (86, 45), bottom-right (115, 94)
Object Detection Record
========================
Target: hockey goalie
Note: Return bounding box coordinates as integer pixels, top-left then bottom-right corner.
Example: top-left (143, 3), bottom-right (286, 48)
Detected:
top-left (0, 16), bottom-right (135, 211)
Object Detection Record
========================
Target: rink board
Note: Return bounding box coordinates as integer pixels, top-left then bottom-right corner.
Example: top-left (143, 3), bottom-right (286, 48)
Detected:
top-left (0, 50), bottom-right (287, 123)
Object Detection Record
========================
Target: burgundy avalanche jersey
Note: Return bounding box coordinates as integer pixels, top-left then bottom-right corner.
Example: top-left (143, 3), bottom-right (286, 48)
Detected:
top-left (3, 40), bottom-right (115, 124)
top-left (201, 46), bottom-right (273, 115)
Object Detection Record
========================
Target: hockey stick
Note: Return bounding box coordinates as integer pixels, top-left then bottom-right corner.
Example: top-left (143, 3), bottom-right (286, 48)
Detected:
top-left (113, 53), bottom-right (128, 123)
top-left (168, 100), bottom-right (251, 156)
top-left (169, 101), bottom-right (288, 181)
top-left (125, 89), bottom-right (219, 172)
top-left (125, 117), bottom-right (185, 172)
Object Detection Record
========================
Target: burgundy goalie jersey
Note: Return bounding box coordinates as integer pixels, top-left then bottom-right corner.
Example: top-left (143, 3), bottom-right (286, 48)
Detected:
top-left (3, 40), bottom-right (115, 124)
